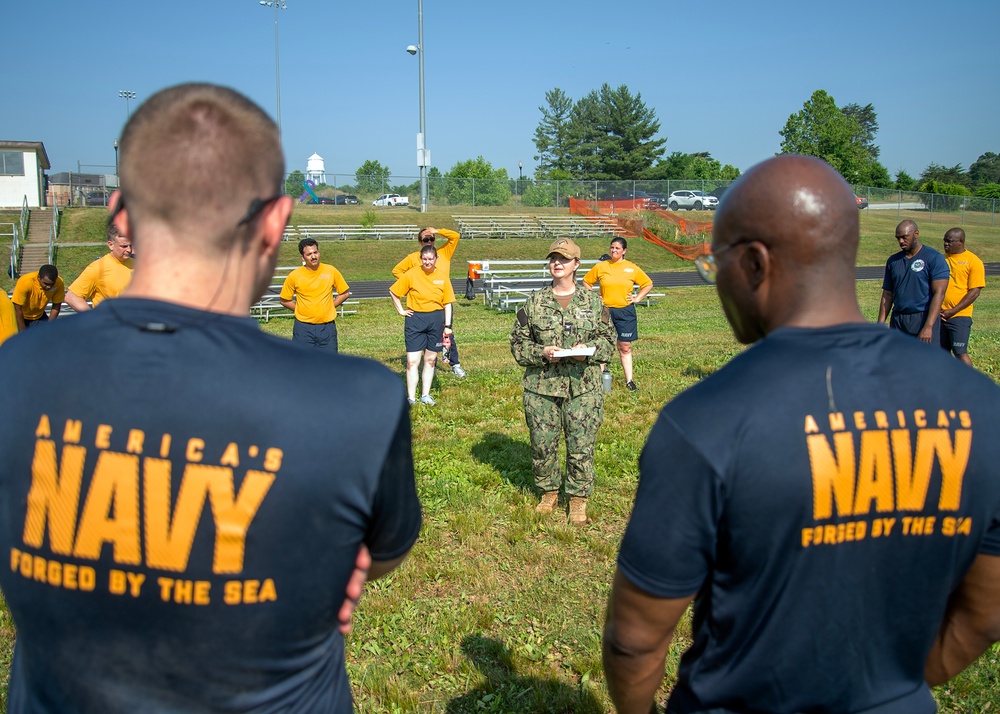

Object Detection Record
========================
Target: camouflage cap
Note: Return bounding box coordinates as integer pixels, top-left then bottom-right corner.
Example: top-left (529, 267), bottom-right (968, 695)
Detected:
top-left (547, 238), bottom-right (581, 260)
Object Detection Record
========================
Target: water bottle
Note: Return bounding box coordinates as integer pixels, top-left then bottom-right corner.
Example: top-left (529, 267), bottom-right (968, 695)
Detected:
top-left (602, 370), bottom-right (612, 393)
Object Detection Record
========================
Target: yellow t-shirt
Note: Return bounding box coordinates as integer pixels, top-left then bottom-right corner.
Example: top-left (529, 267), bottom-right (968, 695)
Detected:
top-left (389, 264), bottom-right (456, 313)
top-left (279, 263), bottom-right (350, 323)
top-left (12, 273), bottom-right (65, 320)
top-left (583, 259), bottom-right (653, 309)
top-left (943, 249), bottom-right (986, 318)
top-left (0, 291), bottom-right (17, 346)
top-left (68, 253), bottom-right (135, 307)
top-left (391, 228), bottom-right (460, 279)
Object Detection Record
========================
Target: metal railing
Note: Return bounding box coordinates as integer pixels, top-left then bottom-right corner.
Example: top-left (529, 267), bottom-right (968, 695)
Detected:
top-left (3, 221), bottom-right (19, 280)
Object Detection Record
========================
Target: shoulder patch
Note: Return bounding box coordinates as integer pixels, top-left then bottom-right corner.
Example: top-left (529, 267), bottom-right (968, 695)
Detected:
top-left (516, 307), bottom-right (528, 326)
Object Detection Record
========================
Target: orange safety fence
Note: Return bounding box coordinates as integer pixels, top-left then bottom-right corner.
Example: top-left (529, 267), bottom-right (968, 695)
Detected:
top-left (568, 198), bottom-right (712, 261)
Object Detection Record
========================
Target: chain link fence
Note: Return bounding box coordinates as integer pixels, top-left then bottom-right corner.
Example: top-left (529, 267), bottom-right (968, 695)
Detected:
top-left (297, 174), bottom-right (997, 225)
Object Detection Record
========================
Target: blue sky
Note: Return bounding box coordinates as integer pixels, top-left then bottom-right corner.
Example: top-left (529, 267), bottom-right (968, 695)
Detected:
top-left (6, 0), bottom-right (998, 184)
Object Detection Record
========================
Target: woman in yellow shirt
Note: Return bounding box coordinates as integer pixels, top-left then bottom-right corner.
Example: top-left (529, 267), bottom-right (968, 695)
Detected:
top-left (582, 238), bottom-right (653, 391)
top-left (389, 245), bottom-right (455, 406)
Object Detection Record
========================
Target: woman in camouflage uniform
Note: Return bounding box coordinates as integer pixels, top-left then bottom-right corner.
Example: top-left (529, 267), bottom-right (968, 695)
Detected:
top-left (509, 238), bottom-right (617, 525)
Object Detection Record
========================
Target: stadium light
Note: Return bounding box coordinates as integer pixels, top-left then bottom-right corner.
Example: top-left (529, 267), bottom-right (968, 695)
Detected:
top-left (118, 90), bottom-right (136, 121)
top-left (408, 0), bottom-right (428, 213)
top-left (259, 0), bottom-right (287, 141)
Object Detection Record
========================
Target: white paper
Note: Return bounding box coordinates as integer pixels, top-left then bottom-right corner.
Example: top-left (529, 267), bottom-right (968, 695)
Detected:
top-left (552, 347), bottom-right (596, 358)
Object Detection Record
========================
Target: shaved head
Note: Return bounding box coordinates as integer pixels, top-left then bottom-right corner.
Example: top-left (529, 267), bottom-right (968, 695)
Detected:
top-left (118, 83), bottom-right (284, 250)
top-left (712, 155), bottom-right (864, 342)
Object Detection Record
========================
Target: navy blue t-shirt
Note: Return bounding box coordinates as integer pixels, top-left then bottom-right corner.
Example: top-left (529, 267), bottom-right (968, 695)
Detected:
top-left (881, 244), bottom-right (950, 313)
top-left (0, 298), bottom-right (422, 713)
top-left (619, 323), bottom-right (1000, 714)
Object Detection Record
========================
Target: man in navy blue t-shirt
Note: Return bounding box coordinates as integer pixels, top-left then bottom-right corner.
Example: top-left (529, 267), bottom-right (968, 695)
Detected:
top-left (0, 84), bottom-right (422, 713)
top-left (877, 220), bottom-right (949, 343)
top-left (603, 156), bottom-right (1000, 714)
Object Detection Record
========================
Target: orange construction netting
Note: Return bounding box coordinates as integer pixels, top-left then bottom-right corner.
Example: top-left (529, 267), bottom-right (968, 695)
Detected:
top-left (568, 197), bottom-right (712, 261)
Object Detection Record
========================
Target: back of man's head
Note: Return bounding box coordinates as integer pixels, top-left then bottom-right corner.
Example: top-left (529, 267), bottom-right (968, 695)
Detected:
top-left (118, 83), bottom-right (284, 251)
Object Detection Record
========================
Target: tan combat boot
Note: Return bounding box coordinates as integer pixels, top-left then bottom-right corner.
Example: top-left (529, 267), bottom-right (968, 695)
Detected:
top-left (536, 491), bottom-right (559, 514)
top-left (568, 496), bottom-right (588, 526)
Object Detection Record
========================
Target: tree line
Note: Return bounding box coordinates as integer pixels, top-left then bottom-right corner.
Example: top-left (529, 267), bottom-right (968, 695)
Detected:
top-left (283, 85), bottom-right (997, 204)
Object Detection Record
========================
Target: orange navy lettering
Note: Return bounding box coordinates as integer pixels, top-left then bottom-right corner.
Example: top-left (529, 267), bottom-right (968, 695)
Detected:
top-left (801, 408), bottom-right (974, 548)
top-left (9, 414), bottom-right (281, 604)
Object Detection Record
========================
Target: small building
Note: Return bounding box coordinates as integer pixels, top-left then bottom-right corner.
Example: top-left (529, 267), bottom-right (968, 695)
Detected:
top-left (0, 141), bottom-right (50, 208)
top-left (46, 172), bottom-right (116, 208)
top-left (306, 153), bottom-right (326, 186)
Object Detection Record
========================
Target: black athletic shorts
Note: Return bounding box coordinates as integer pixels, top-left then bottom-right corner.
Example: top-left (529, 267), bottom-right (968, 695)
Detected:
top-left (940, 315), bottom-right (972, 355)
top-left (890, 310), bottom-right (940, 344)
top-left (609, 305), bottom-right (638, 342)
top-left (404, 310), bottom-right (445, 352)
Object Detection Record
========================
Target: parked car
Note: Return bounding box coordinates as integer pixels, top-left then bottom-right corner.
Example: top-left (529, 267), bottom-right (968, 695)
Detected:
top-left (335, 194), bottom-right (360, 205)
top-left (372, 193), bottom-right (409, 207)
top-left (647, 193), bottom-right (668, 207)
top-left (84, 191), bottom-right (110, 206)
top-left (607, 190), bottom-right (657, 208)
top-left (855, 196), bottom-right (869, 210)
top-left (666, 190), bottom-right (719, 211)
top-left (315, 196), bottom-right (336, 205)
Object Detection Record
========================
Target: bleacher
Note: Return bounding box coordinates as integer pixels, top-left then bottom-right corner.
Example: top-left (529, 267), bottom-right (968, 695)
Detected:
top-left (535, 216), bottom-right (633, 240)
top-left (470, 259), bottom-right (664, 311)
top-left (290, 224), bottom-right (418, 241)
top-left (452, 215), bottom-right (548, 240)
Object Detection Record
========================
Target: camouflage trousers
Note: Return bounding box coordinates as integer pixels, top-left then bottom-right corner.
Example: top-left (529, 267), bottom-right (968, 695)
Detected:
top-left (523, 389), bottom-right (604, 498)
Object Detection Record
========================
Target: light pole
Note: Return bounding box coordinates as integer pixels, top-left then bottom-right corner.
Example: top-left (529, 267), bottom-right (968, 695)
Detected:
top-left (113, 140), bottom-right (119, 188)
top-left (406, 0), bottom-right (428, 213)
top-left (118, 90), bottom-right (136, 121)
top-left (259, 0), bottom-right (286, 141)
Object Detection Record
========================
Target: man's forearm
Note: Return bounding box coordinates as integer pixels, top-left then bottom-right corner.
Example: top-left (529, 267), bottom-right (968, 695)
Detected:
top-left (64, 291), bottom-right (91, 313)
top-left (603, 637), bottom-right (669, 714)
top-left (877, 291), bottom-right (893, 323)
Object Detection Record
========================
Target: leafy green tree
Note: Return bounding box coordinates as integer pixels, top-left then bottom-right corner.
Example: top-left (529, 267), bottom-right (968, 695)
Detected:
top-left (641, 152), bottom-right (740, 181)
top-left (522, 182), bottom-right (556, 208)
top-left (427, 166), bottom-right (447, 202)
top-left (974, 182), bottom-right (1000, 199)
top-left (445, 156), bottom-right (511, 206)
top-left (537, 84), bottom-right (665, 180)
top-left (779, 90), bottom-right (890, 187)
top-left (894, 170), bottom-right (916, 191)
top-left (919, 180), bottom-right (971, 211)
top-left (840, 103), bottom-right (880, 161)
top-left (355, 160), bottom-right (391, 195)
top-left (284, 169), bottom-right (306, 197)
top-left (919, 163), bottom-right (969, 188)
top-left (533, 88), bottom-right (575, 176)
top-left (968, 153), bottom-right (1000, 187)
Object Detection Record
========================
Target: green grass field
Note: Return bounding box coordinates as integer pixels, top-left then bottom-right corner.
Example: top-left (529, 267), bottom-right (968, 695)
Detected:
top-left (1, 206), bottom-right (999, 711)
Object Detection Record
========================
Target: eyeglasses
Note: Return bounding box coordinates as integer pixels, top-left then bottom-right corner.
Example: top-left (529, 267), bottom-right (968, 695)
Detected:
top-left (548, 254), bottom-right (574, 264)
top-left (419, 236), bottom-right (435, 244)
top-left (238, 194), bottom-right (284, 227)
top-left (694, 240), bottom-right (752, 284)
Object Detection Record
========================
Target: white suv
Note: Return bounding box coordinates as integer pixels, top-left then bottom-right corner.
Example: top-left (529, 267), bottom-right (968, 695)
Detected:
top-left (667, 190), bottom-right (719, 211)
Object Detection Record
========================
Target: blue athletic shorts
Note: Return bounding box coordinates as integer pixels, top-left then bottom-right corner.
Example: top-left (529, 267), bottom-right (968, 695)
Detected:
top-left (292, 319), bottom-right (338, 352)
top-left (609, 305), bottom-right (638, 342)
top-left (940, 315), bottom-right (972, 355)
top-left (890, 310), bottom-right (940, 344)
top-left (404, 310), bottom-right (444, 352)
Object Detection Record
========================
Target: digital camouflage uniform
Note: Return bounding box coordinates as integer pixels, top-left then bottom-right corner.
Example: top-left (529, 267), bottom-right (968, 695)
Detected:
top-left (509, 286), bottom-right (616, 497)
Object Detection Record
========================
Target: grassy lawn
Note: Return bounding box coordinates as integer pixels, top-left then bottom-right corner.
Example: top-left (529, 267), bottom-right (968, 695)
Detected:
top-left (1, 207), bottom-right (999, 711)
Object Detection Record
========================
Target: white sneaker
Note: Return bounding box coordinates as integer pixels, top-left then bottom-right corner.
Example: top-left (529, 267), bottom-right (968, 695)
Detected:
top-left (452, 364), bottom-right (466, 378)
top-left (407, 397), bottom-right (417, 406)
top-left (419, 394), bottom-right (436, 406)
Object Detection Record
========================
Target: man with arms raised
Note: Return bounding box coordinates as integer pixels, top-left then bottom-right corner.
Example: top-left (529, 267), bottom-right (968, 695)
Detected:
top-left (0, 83), bottom-right (421, 713)
top-left (603, 155), bottom-right (1000, 714)
top-left (280, 237), bottom-right (351, 352)
top-left (64, 222), bottom-right (134, 312)
top-left (877, 219), bottom-right (949, 343)
top-left (940, 227), bottom-right (986, 367)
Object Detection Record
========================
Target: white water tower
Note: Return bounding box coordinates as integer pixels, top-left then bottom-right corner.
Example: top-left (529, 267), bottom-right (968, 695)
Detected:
top-left (306, 153), bottom-right (326, 185)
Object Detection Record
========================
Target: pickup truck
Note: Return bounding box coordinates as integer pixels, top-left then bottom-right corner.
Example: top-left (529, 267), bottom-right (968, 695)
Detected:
top-left (372, 193), bottom-right (409, 207)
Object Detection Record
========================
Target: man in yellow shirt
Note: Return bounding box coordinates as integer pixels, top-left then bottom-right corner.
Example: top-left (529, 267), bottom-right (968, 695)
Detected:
top-left (392, 227), bottom-right (466, 378)
top-left (279, 238), bottom-right (351, 352)
top-left (65, 223), bottom-right (134, 312)
top-left (12, 264), bottom-right (64, 331)
top-left (0, 290), bottom-right (17, 346)
top-left (583, 237), bottom-right (653, 391)
top-left (940, 227), bottom-right (986, 367)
